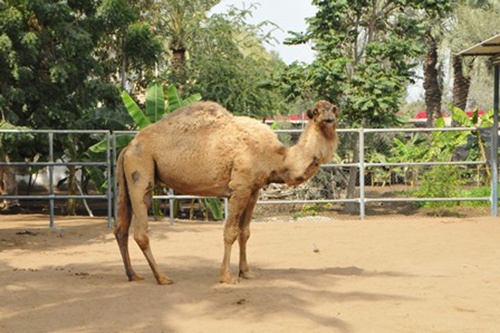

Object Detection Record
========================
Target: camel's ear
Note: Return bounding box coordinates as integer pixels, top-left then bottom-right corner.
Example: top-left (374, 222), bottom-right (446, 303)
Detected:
top-left (331, 104), bottom-right (339, 115)
top-left (306, 108), bottom-right (317, 119)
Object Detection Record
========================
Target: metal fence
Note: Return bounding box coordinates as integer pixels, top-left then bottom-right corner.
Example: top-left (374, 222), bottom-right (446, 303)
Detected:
top-left (0, 129), bottom-right (114, 227)
top-left (260, 126), bottom-right (497, 220)
top-left (0, 126), bottom-right (497, 227)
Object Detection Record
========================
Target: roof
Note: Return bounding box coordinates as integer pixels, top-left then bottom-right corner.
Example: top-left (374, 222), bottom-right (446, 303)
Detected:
top-left (458, 34), bottom-right (500, 62)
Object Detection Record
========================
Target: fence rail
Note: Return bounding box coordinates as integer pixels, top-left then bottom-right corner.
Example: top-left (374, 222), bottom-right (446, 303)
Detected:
top-left (0, 130), bottom-right (113, 227)
top-left (0, 125), bottom-right (497, 227)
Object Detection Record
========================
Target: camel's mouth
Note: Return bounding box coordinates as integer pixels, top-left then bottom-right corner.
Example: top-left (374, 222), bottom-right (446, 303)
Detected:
top-left (323, 119), bottom-right (336, 126)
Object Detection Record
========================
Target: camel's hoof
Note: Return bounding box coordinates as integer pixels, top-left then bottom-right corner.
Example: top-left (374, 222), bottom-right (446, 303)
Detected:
top-left (239, 270), bottom-right (255, 279)
top-left (128, 274), bottom-right (144, 282)
top-left (219, 274), bottom-right (238, 284)
top-left (157, 275), bottom-right (174, 285)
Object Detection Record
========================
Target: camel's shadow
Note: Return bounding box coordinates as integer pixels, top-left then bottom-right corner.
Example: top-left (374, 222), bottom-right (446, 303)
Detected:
top-left (1, 255), bottom-right (417, 333)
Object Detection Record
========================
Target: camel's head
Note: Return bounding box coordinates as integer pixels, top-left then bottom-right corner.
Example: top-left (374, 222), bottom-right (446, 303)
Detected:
top-left (307, 100), bottom-right (339, 130)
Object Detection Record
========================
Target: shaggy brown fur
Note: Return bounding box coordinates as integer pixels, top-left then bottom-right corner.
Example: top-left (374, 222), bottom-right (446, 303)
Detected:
top-left (115, 100), bottom-right (339, 284)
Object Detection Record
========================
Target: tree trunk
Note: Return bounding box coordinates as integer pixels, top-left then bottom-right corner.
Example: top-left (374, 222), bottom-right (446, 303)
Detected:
top-left (0, 164), bottom-right (19, 210)
top-left (452, 55), bottom-right (471, 111)
top-left (423, 38), bottom-right (442, 128)
top-left (171, 47), bottom-right (186, 68)
top-left (67, 165), bottom-right (77, 215)
top-left (170, 44), bottom-right (187, 89)
top-left (344, 135), bottom-right (360, 214)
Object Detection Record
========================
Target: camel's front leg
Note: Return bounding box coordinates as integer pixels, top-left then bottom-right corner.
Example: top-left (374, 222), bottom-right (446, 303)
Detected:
top-left (220, 190), bottom-right (251, 284)
top-left (238, 190), bottom-right (259, 279)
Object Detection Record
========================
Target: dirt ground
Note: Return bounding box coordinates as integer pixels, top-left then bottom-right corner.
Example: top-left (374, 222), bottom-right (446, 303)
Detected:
top-left (1, 214), bottom-right (500, 333)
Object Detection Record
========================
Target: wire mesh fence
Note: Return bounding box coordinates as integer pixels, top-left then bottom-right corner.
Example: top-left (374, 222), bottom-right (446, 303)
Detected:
top-left (256, 126), bottom-right (496, 221)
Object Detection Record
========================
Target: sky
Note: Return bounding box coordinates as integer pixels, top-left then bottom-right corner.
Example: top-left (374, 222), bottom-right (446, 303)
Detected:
top-left (211, 0), bottom-right (316, 64)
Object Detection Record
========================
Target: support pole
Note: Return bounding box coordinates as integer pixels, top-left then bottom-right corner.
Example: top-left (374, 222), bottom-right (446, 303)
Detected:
top-left (359, 128), bottom-right (365, 220)
top-left (491, 65), bottom-right (499, 217)
top-left (112, 133), bottom-right (118, 227)
top-left (49, 133), bottom-right (55, 228)
top-left (106, 132), bottom-right (113, 228)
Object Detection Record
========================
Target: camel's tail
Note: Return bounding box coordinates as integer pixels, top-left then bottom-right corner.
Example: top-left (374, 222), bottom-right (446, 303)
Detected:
top-left (116, 146), bottom-right (132, 229)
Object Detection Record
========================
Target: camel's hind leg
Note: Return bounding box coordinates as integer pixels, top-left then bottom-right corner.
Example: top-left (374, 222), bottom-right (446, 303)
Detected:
top-left (238, 190), bottom-right (259, 279)
top-left (114, 216), bottom-right (143, 282)
top-left (126, 161), bottom-right (173, 285)
top-left (132, 202), bottom-right (174, 285)
top-left (115, 146), bottom-right (142, 282)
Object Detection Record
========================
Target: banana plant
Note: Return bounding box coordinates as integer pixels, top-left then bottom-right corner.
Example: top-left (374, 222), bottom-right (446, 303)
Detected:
top-left (89, 83), bottom-right (201, 154)
top-left (449, 106), bottom-right (493, 182)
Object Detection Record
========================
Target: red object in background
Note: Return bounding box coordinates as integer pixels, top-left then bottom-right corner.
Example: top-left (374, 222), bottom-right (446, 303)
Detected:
top-left (414, 111), bottom-right (427, 119)
top-left (414, 110), bottom-right (485, 119)
top-left (465, 110), bottom-right (485, 117)
top-left (284, 113), bottom-right (307, 121)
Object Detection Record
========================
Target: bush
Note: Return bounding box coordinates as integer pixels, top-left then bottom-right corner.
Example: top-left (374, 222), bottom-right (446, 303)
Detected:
top-left (415, 165), bottom-right (467, 216)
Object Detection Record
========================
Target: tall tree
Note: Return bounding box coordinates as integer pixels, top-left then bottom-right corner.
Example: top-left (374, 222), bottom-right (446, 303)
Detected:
top-left (152, 0), bottom-right (218, 75)
top-left (446, 0), bottom-right (500, 112)
top-left (0, 0), bottom-right (162, 130)
top-left (95, 0), bottom-right (163, 91)
top-left (1, 1), bottom-right (103, 128)
top-left (147, 3), bottom-right (284, 117)
top-left (289, 0), bottom-right (451, 128)
top-left (0, 0), bottom-right (163, 213)
top-left (423, 32), bottom-right (443, 127)
top-left (287, 0), bottom-right (451, 211)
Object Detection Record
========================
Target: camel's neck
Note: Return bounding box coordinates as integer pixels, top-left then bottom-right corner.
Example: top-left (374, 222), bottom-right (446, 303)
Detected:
top-left (282, 122), bottom-right (337, 186)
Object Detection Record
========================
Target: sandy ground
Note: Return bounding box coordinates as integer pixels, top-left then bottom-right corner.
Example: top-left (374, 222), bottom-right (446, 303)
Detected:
top-left (1, 214), bottom-right (500, 333)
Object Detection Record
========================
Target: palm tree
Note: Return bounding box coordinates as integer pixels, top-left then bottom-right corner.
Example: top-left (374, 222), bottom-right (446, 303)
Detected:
top-left (423, 32), bottom-right (444, 127)
top-left (446, 0), bottom-right (500, 112)
top-left (151, 0), bottom-right (218, 76)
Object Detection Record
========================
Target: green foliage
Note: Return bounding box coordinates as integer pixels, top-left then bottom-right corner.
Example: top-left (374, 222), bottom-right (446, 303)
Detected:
top-left (375, 105), bottom-right (493, 188)
top-left (201, 198), bottom-right (224, 221)
top-left (286, 0), bottom-right (452, 128)
top-left (123, 22), bottom-right (163, 69)
top-left (161, 4), bottom-right (285, 117)
top-left (1, 1), bottom-right (101, 128)
top-left (89, 83), bottom-right (200, 153)
top-left (456, 186), bottom-right (490, 207)
top-left (414, 166), bottom-right (467, 216)
top-left (97, 0), bottom-right (137, 30)
top-left (0, 120), bottom-right (34, 160)
top-left (166, 84), bottom-right (202, 112)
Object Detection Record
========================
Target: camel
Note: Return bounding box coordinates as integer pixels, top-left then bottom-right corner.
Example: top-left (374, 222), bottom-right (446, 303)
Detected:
top-left (114, 100), bottom-right (339, 284)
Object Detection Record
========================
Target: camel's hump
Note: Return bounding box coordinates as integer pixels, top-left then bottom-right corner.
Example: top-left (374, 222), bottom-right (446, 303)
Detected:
top-left (153, 101), bottom-right (230, 130)
top-left (149, 101), bottom-right (276, 140)
top-left (165, 101), bottom-right (232, 121)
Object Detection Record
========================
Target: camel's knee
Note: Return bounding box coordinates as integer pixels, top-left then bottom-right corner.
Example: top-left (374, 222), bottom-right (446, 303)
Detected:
top-left (114, 225), bottom-right (129, 243)
top-left (224, 224), bottom-right (239, 244)
top-left (134, 230), bottom-right (150, 250)
top-left (239, 228), bottom-right (250, 243)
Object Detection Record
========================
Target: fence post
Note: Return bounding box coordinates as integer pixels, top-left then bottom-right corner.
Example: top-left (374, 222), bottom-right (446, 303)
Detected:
top-left (359, 128), bottom-right (365, 220)
top-left (106, 132), bottom-right (113, 228)
top-left (492, 66), bottom-right (499, 217)
top-left (169, 188), bottom-right (175, 225)
top-left (48, 132), bottom-right (55, 228)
